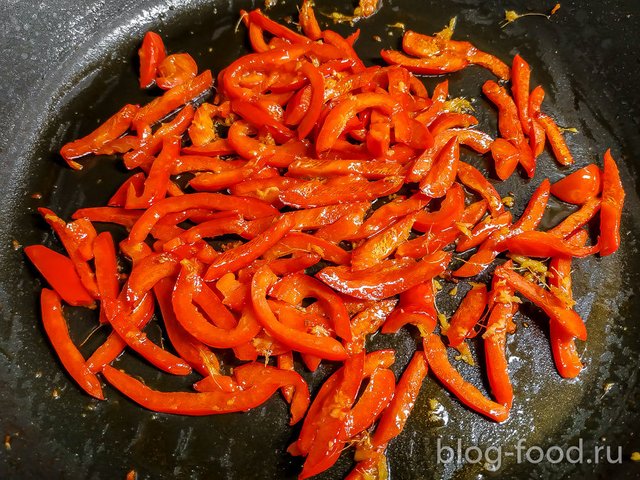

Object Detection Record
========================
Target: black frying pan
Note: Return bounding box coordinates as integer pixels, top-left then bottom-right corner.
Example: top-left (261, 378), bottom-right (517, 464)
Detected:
top-left (1, 0), bottom-right (639, 479)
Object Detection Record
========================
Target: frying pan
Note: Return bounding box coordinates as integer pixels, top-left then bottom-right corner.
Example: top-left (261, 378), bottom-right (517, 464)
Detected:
top-left (1, 0), bottom-right (639, 478)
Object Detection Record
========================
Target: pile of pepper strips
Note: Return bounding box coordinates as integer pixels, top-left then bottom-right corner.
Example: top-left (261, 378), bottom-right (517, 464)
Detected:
top-left (24, 2), bottom-right (625, 479)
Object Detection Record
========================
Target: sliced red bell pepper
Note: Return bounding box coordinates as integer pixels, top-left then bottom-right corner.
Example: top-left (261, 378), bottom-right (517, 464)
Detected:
top-left (381, 282), bottom-right (437, 334)
top-left (446, 284), bottom-right (488, 347)
top-left (599, 149), bottom-right (625, 256)
top-left (547, 196), bottom-right (601, 239)
top-left (419, 137), bottom-right (459, 198)
top-left (505, 230), bottom-right (598, 258)
top-left (351, 213), bottom-right (417, 270)
top-left (413, 183), bottom-right (465, 232)
top-left (40, 289), bottom-right (104, 399)
top-left (535, 112), bottom-right (574, 166)
top-left (138, 31), bottom-right (166, 89)
top-left (156, 53), bottom-right (198, 90)
top-left (299, 0), bottom-right (322, 40)
top-left (456, 211), bottom-right (512, 252)
top-left (551, 164), bottom-right (601, 205)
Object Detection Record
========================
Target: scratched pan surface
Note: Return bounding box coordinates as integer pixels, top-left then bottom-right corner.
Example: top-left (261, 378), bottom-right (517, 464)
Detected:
top-left (1, 0), bottom-right (640, 478)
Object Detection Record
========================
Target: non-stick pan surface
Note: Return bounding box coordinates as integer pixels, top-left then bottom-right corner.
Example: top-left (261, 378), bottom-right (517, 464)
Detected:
top-left (1, 1), bottom-right (639, 479)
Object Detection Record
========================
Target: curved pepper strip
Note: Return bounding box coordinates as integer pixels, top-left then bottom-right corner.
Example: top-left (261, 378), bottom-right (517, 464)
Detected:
top-left (413, 183), bottom-right (465, 232)
top-left (419, 137), bottom-right (459, 198)
top-left (154, 278), bottom-right (220, 378)
top-left (93, 232), bottom-right (120, 323)
top-left (381, 282), bottom-right (437, 334)
top-left (345, 368), bottom-right (396, 437)
top-left (60, 104), bottom-right (139, 169)
top-left (381, 49), bottom-right (469, 75)
top-left (490, 138), bottom-right (520, 181)
top-left (482, 273), bottom-right (517, 409)
top-left (251, 266), bottom-right (348, 360)
top-left (25, 245), bottom-right (95, 307)
top-left (548, 230), bottom-right (588, 378)
top-left (423, 334), bottom-right (509, 422)
top-left (547, 196), bottom-right (601, 239)
top-left (109, 173), bottom-right (146, 207)
top-left (156, 53), bottom-right (198, 90)
top-left (511, 54), bottom-right (531, 134)
top-left (457, 161), bottom-right (505, 217)
top-left (454, 179), bottom-right (550, 277)
top-left (103, 365), bottom-right (290, 415)
top-left (172, 263), bottom-right (261, 348)
top-left (268, 273), bottom-right (352, 341)
top-left (263, 231), bottom-right (351, 265)
top-left (456, 211), bottom-right (512, 252)
top-left (600, 149), bottom-right (625, 256)
top-left (351, 212), bottom-right (417, 271)
top-left (504, 230), bottom-right (598, 258)
top-left (535, 112), bottom-right (574, 166)
top-left (493, 262), bottom-right (587, 341)
top-left (124, 252), bottom-right (180, 306)
top-left (73, 207), bottom-right (142, 229)
top-left (315, 203), bottom-right (370, 243)
top-left (287, 158), bottom-right (403, 179)
top-left (138, 31), bottom-right (166, 88)
top-left (317, 251), bottom-right (451, 301)
top-left (40, 289), bottom-right (104, 399)
top-left (347, 300), bottom-right (398, 354)
top-left (86, 293), bottom-right (154, 373)
top-left (358, 194), bottom-right (428, 238)
top-left (316, 93), bottom-right (399, 153)
top-left (299, 0), bottom-right (322, 40)
top-left (203, 215), bottom-right (292, 281)
top-left (446, 284), bottom-right (488, 347)
top-left (233, 362), bottom-right (310, 425)
top-left (280, 175), bottom-right (403, 209)
top-left (528, 85), bottom-right (546, 158)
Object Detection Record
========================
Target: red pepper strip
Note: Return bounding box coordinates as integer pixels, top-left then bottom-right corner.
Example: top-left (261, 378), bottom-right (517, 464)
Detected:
top-left (264, 232), bottom-right (351, 265)
top-left (269, 273), bottom-right (352, 341)
top-left (124, 252), bottom-right (180, 306)
top-left (316, 93), bottom-right (398, 153)
top-left (317, 251), bottom-right (451, 301)
top-left (126, 193), bottom-right (277, 252)
top-left (535, 112), bottom-right (575, 165)
top-left (423, 334), bottom-right (509, 422)
top-left (156, 53), bottom-right (198, 90)
top-left (233, 363), bottom-right (310, 425)
top-left (285, 86), bottom-right (312, 126)
top-left (94, 134), bottom-right (139, 155)
top-left (188, 103), bottom-right (217, 147)
top-left (413, 183), bottom-right (465, 232)
top-left (420, 137), bottom-right (459, 198)
top-left (164, 215), bottom-right (248, 250)
top-left (505, 231), bottom-right (598, 258)
top-left (397, 200), bottom-right (487, 259)
top-left (231, 99), bottom-right (294, 143)
top-left (599, 149), bottom-right (625, 256)
top-left (202, 216), bottom-right (291, 281)
top-left (248, 9), bottom-right (310, 44)
top-left (289, 350), bottom-right (395, 457)
top-left (270, 299), bottom-right (334, 337)
top-left (408, 128), bottom-right (493, 182)
top-left (86, 293), bottom-right (154, 372)
top-left (528, 85), bottom-right (546, 158)
top-left (172, 264), bottom-right (261, 348)
top-left (154, 278), bottom-right (220, 377)
top-left (483, 273), bottom-right (517, 408)
top-left (382, 282), bottom-right (437, 334)
top-left (40, 289), bottom-right (104, 399)
top-left (482, 80), bottom-right (525, 143)
top-left (446, 284), bottom-right (488, 347)
top-left (494, 263), bottom-right (587, 341)
top-left (60, 104), bottom-right (139, 169)
top-left (102, 365), bottom-right (289, 415)
top-left (138, 31), bottom-right (166, 88)
top-left (547, 196), bottom-right (601, 239)
top-left (358, 194), bottom-right (428, 238)
top-left (108, 173), bottom-right (146, 207)
top-left (511, 54), bottom-right (531, 134)
top-left (229, 176), bottom-right (303, 203)
top-left (459, 162), bottom-right (505, 216)
top-left (551, 164), bottom-right (601, 205)
top-left (315, 203), bottom-right (370, 243)
top-left (25, 246), bottom-right (94, 307)
top-left (247, 18), bottom-right (270, 53)
top-left (467, 49), bottom-right (511, 80)
top-left (346, 368), bottom-right (396, 437)
top-left (429, 113), bottom-right (478, 137)
top-left (490, 138), bottom-right (520, 181)
top-left (104, 294), bottom-right (191, 375)
top-left (548, 230), bottom-right (588, 378)
top-left (93, 232), bottom-right (120, 323)
top-left (366, 117), bottom-right (391, 158)
top-left (133, 70), bottom-right (212, 128)
top-left (299, 0), bottom-right (322, 40)
top-left (321, 29), bottom-right (365, 72)
top-left (280, 175), bottom-right (403, 209)
top-left (352, 213), bottom-right (417, 271)
top-left (252, 266), bottom-right (348, 360)
top-left (124, 105), bottom-right (195, 169)
top-left (277, 352), bottom-right (295, 403)
top-left (125, 136), bottom-right (180, 209)
top-left (287, 158), bottom-right (403, 179)
top-left (297, 62), bottom-right (324, 139)
top-left (381, 49), bottom-right (469, 74)
top-left (298, 352), bottom-right (365, 479)
top-left (192, 374), bottom-right (241, 393)
top-left (372, 351), bottom-right (428, 447)
top-left (454, 179), bottom-right (550, 277)
top-left (347, 300), bottom-right (398, 354)
top-left (181, 139), bottom-right (234, 157)
top-left (457, 211), bottom-right (512, 252)
top-left (188, 161), bottom-right (265, 192)
top-left (39, 208), bottom-right (99, 298)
